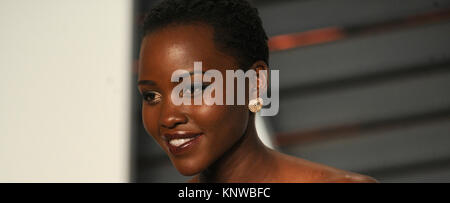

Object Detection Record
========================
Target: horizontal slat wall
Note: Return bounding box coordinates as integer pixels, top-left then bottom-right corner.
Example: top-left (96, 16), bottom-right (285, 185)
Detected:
top-left (256, 0), bottom-right (450, 36)
top-left (276, 68), bottom-right (450, 132)
top-left (270, 22), bottom-right (450, 89)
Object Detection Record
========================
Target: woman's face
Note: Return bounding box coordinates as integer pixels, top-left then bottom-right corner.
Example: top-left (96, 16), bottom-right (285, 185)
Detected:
top-left (138, 24), bottom-right (250, 176)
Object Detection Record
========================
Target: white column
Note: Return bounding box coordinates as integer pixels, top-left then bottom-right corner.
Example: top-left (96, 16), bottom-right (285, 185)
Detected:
top-left (0, 0), bottom-right (132, 182)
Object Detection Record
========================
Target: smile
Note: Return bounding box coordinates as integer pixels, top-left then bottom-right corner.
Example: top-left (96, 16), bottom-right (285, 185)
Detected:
top-left (163, 132), bottom-right (203, 155)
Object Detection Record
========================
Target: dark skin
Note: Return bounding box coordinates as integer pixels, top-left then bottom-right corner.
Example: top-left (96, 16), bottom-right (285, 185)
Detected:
top-left (138, 23), bottom-right (377, 183)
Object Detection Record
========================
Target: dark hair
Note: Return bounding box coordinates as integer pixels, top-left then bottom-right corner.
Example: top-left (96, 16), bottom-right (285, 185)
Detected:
top-left (142, 0), bottom-right (269, 69)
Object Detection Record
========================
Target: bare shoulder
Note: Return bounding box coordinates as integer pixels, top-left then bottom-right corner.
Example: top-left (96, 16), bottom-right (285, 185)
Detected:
top-left (325, 171), bottom-right (378, 183)
top-left (272, 150), bottom-right (378, 183)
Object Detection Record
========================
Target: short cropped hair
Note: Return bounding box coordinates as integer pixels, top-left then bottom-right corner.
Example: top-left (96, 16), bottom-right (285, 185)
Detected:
top-left (142, 0), bottom-right (269, 69)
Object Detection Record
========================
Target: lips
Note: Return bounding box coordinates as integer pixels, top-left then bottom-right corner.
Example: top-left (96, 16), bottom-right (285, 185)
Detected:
top-left (163, 132), bottom-right (203, 155)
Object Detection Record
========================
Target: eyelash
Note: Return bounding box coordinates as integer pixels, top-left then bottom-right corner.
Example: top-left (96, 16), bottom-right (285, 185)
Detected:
top-left (141, 83), bottom-right (210, 105)
top-left (142, 91), bottom-right (162, 105)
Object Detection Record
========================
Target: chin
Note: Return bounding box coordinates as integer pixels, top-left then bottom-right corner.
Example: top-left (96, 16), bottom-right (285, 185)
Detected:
top-left (171, 158), bottom-right (207, 177)
top-left (177, 168), bottom-right (200, 177)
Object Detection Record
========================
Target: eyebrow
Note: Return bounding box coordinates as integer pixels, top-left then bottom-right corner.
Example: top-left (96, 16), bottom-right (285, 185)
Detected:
top-left (137, 71), bottom-right (207, 86)
top-left (137, 80), bottom-right (156, 86)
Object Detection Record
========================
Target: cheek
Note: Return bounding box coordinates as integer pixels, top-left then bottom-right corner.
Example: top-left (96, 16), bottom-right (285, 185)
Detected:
top-left (194, 104), bottom-right (247, 131)
top-left (191, 103), bottom-right (249, 155)
top-left (141, 105), bottom-right (161, 143)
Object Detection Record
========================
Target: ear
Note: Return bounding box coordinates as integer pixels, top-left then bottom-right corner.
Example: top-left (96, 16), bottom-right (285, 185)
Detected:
top-left (248, 60), bottom-right (269, 97)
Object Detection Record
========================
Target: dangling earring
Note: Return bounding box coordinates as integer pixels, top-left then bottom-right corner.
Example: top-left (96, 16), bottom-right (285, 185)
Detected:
top-left (248, 97), bottom-right (263, 113)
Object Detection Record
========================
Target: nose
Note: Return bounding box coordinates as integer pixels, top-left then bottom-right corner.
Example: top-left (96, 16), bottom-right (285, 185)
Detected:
top-left (159, 99), bottom-right (188, 129)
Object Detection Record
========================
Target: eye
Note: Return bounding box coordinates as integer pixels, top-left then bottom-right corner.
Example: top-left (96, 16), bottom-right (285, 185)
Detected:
top-left (142, 90), bottom-right (162, 105)
top-left (182, 83), bottom-right (210, 97)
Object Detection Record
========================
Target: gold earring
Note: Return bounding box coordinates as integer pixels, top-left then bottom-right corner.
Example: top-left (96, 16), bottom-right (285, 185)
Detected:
top-left (248, 97), bottom-right (263, 113)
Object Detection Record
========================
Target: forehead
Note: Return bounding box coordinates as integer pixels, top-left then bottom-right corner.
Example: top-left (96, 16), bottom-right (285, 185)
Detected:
top-left (138, 24), bottom-right (237, 83)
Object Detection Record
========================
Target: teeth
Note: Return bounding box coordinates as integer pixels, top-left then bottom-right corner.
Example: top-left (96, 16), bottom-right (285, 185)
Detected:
top-left (169, 138), bottom-right (194, 147)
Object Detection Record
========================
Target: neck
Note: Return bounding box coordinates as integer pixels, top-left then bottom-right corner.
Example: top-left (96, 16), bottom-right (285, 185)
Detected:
top-left (199, 116), bottom-right (276, 183)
